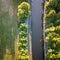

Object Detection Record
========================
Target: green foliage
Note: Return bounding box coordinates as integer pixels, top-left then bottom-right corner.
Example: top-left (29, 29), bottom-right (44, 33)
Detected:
top-left (56, 26), bottom-right (60, 33)
top-left (55, 19), bottom-right (60, 26)
top-left (19, 23), bottom-right (28, 31)
top-left (46, 0), bottom-right (60, 60)
top-left (18, 2), bottom-right (30, 23)
top-left (46, 0), bottom-right (60, 13)
top-left (47, 9), bottom-right (56, 17)
top-left (18, 49), bottom-right (29, 60)
top-left (46, 26), bottom-right (55, 33)
top-left (19, 31), bottom-right (27, 37)
top-left (18, 1), bottom-right (30, 60)
top-left (20, 37), bottom-right (28, 43)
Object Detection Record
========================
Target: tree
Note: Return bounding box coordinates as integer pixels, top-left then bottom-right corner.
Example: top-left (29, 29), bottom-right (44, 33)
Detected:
top-left (46, 0), bottom-right (60, 60)
top-left (17, 2), bottom-right (30, 60)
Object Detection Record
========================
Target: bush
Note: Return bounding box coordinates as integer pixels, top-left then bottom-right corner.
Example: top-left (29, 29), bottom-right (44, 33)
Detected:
top-left (17, 1), bottom-right (30, 60)
top-left (46, 0), bottom-right (60, 60)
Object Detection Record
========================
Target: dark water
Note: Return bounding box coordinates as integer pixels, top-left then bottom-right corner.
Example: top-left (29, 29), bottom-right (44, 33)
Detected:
top-left (31, 0), bottom-right (44, 60)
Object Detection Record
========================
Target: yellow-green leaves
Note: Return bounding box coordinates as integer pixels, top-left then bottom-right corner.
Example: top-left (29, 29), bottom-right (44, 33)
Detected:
top-left (47, 9), bottom-right (56, 17)
top-left (18, 2), bottom-right (30, 22)
top-left (18, 2), bottom-right (30, 10)
top-left (46, 26), bottom-right (55, 32)
top-left (18, 1), bottom-right (30, 60)
top-left (46, 0), bottom-right (60, 60)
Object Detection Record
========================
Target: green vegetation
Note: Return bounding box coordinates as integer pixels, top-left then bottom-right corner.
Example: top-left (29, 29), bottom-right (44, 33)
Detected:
top-left (17, 2), bottom-right (30, 60)
top-left (46, 0), bottom-right (60, 60)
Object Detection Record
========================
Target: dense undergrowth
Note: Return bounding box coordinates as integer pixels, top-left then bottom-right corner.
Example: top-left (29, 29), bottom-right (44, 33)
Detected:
top-left (17, 1), bottom-right (30, 60)
top-left (46, 0), bottom-right (60, 60)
